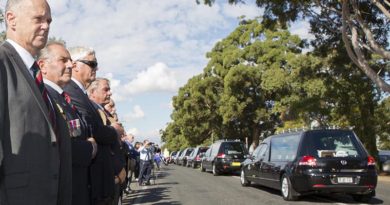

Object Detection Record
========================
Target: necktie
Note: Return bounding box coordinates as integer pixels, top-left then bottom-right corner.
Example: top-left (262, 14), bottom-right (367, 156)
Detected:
top-left (62, 91), bottom-right (77, 112)
top-left (31, 62), bottom-right (57, 132)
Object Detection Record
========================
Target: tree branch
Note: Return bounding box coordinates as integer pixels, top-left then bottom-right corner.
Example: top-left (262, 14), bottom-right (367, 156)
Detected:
top-left (342, 0), bottom-right (390, 93)
top-left (371, 0), bottom-right (390, 19)
top-left (351, 0), bottom-right (390, 60)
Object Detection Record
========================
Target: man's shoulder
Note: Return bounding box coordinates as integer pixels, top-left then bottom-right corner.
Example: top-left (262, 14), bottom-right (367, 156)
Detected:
top-left (63, 80), bottom-right (78, 92)
top-left (0, 42), bottom-right (13, 60)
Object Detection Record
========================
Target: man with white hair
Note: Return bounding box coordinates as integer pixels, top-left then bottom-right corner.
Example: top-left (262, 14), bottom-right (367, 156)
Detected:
top-left (64, 47), bottom-right (122, 205)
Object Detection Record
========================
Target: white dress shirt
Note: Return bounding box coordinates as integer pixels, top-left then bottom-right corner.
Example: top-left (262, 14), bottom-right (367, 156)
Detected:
top-left (43, 79), bottom-right (64, 94)
top-left (139, 146), bottom-right (152, 161)
top-left (71, 78), bottom-right (87, 94)
top-left (7, 39), bottom-right (35, 77)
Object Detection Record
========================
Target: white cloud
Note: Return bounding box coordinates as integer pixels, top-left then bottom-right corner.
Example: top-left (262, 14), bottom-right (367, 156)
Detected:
top-left (290, 21), bottom-right (315, 40)
top-left (123, 105), bottom-right (145, 122)
top-left (123, 62), bottom-right (178, 95)
top-left (127, 127), bottom-right (139, 137)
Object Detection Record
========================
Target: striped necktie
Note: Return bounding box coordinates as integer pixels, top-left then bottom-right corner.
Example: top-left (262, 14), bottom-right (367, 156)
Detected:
top-left (31, 62), bottom-right (57, 131)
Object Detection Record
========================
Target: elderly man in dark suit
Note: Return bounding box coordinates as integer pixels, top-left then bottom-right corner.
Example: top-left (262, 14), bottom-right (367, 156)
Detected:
top-left (37, 41), bottom-right (98, 205)
top-left (88, 78), bottom-right (126, 205)
top-left (0, 0), bottom-right (72, 204)
top-left (63, 47), bottom-right (123, 205)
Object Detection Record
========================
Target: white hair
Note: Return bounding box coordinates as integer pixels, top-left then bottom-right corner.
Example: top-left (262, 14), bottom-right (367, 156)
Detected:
top-left (68, 46), bottom-right (95, 61)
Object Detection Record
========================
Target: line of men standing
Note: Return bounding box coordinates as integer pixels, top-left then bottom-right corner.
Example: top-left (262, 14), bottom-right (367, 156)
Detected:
top-left (0, 0), bottom-right (131, 204)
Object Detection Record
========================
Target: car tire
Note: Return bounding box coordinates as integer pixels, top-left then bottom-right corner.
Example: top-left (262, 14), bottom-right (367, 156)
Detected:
top-left (281, 174), bottom-right (298, 201)
top-left (240, 169), bottom-right (251, 187)
top-left (200, 163), bottom-right (205, 172)
top-left (212, 164), bottom-right (219, 176)
top-left (351, 191), bottom-right (374, 203)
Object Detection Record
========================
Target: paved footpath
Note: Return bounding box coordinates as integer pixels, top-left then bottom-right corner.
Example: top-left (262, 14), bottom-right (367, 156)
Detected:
top-left (122, 166), bottom-right (174, 205)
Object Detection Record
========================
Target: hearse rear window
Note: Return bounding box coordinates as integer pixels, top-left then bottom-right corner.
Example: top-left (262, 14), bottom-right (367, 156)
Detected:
top-left (222, 143), bottom-right (247, 155)
top-left (270, 134), bottom-right (301, 162)
top-left (306, 130), bottom-right (362, 158)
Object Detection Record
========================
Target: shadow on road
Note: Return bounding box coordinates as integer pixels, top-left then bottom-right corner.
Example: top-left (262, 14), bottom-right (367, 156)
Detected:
top-left (122, 166), bottom-right (180, 205)
top-left (248, 184), bottom-right (384, 204)
top-left (123, 186), bottom-right (180, 205)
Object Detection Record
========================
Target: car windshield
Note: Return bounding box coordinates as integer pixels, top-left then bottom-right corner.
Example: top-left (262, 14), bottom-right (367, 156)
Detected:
top-left (199, 148), bottom-right (208, 153)
top-left (185, 149), bottom-right (193, 156)
top-left (222, 142), bottom-right (247, 155)
top-left (306, 130), bottom-right (362, 158)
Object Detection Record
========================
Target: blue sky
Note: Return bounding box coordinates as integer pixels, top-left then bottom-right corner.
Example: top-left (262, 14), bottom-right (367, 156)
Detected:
top-left (1, 0), bottom-right (310, 145)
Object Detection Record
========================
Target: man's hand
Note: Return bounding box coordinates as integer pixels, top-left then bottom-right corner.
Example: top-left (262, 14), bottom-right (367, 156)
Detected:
top-left (111, 122), bottom-right (124, 137)
top-left (87, 137), bottom-right (98, 159)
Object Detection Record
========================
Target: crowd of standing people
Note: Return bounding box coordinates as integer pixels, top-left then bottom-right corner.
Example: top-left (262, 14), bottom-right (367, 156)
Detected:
top-left (0, 0), bottom-right (161, 204)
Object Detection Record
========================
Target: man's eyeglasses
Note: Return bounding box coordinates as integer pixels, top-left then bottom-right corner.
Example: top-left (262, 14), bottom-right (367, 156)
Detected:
top-left (77, 60), bottom-right (98, 70)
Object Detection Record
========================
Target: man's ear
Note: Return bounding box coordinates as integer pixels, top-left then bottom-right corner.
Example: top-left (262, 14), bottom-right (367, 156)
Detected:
top-left (37, 59), bottom-right (47, 74)
top-left (6, 11), bottom-right (17, 29)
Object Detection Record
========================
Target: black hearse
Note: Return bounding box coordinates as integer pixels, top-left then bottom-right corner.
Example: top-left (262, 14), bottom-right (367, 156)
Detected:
top-left (240, 129), bottom-right (377, 202)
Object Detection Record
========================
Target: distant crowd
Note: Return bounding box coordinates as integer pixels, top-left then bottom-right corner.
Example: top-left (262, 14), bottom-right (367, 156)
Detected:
top-left (0, 0), bottom-right (162, 205)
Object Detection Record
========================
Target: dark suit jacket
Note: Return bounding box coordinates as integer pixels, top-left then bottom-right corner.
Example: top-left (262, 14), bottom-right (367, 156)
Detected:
top-left (64, 80), bottom-right (117, 200)
top-left (93, 103), bottom-right (125, 177)
top-left (0, 41), bottom-right (71, 205)
top-left (46, 84), bottom-right (93, 205)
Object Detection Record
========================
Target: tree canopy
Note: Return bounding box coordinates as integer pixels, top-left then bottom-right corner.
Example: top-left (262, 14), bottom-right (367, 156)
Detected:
top-left (197, 0), bottom-right (390, 93)
top-left (162, 17), bottom-right (384, 158)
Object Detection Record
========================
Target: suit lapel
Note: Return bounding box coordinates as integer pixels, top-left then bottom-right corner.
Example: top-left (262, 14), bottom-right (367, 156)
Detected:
top-left (3, 42), bottom-right (57, 142)
top-left (69, 80), bottom-right (102, 120)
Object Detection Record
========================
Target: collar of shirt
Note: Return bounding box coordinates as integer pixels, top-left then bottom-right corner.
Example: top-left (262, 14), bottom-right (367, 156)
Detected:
top-left (43, 79), bottom-right (64, 94)
top-left (7, 39), bottom-right (35, 77)
top-left (71, 78), bottom-right (87, 94)
top-left (94, 102), bottom-right (104, 110)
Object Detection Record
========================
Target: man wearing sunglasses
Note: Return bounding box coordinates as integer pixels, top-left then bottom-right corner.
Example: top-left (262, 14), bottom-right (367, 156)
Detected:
top-left (64, 46), bottom-right (123, 205)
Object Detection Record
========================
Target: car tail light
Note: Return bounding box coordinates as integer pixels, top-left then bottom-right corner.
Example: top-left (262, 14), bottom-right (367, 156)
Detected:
top-left (367, 156), bottom-right (376, 166)
top-left (217, 153), bottom-right (225, 158)
top-left (298, 156), bottom-right (317, 167)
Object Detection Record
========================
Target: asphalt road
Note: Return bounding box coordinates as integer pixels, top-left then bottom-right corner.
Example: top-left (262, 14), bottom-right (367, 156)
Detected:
top-left (123, 165), bottom-right (390, 205)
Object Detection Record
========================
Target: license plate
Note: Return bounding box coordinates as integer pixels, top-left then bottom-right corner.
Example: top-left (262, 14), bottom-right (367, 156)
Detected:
top-left (231, 162), bottom-right (241, 166)
top-left (337, 177), bottom-right (353, 184)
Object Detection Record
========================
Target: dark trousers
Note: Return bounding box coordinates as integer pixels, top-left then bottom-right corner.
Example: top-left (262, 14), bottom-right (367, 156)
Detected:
top-left (138, 160), bottom-right (152, 185)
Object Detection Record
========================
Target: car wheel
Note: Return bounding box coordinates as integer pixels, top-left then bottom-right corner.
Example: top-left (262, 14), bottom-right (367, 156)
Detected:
top-left (281, 174), bottom-right (298, 201)
top-left (200, 163), bottom-right (205, 172)
top-left (212, 164), bottom-right (219, 176)
top-left (351, 191), bottom-right (375, 203)
top-left (240, 169), bottom-right (251, 186)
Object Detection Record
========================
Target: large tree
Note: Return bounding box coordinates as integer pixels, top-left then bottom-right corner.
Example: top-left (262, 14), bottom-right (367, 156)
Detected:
top-left (0, 9), bottom-right (5, 42)
top-left (198, 0), bottom-right (390, 93)
top-left (170, 74), bottom-right (223, 146)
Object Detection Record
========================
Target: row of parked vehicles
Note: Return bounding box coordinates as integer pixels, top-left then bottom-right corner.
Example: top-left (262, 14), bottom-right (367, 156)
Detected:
top-left (169, 128), bottom-right (380, 202)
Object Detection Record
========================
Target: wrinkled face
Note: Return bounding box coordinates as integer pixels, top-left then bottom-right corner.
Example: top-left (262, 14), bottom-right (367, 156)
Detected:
top-left (91, 80), bottom-right (112, 105)
top-left (7, 0), bottom-right (52, 55)
top-left (74, 53), bottom-right (98, 86)
top-left (39, 44), bottom-right (73, 87)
